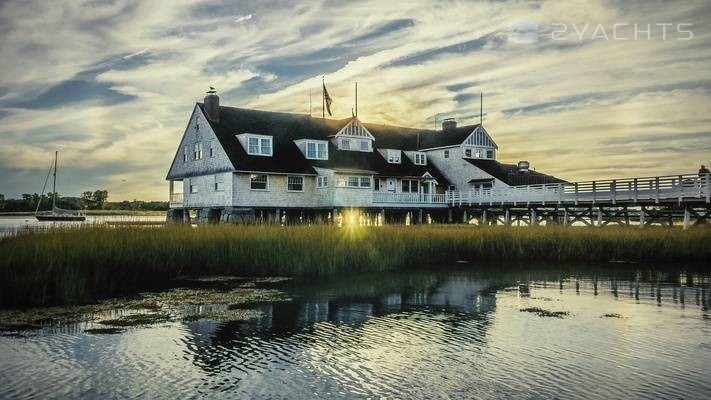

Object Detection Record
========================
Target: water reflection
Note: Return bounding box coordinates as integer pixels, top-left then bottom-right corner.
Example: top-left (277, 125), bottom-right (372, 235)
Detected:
top-left (1, 266), bottom-right (710, 399)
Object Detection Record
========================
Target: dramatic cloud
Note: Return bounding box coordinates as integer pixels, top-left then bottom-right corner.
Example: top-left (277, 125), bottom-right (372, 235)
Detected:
top-left (0, 0), bottom-right (710, 199)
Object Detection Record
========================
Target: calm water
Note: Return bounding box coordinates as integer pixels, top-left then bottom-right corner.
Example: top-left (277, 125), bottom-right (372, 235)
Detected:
top-left (0, 214), bottom-right (165, 237)
top-left (1, 266), bottom-right (710, 399)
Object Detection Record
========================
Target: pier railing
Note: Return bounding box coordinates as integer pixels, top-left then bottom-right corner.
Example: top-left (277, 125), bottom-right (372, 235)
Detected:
top-left (446, 173), bottom-right (710, 207)
top-left (373, 192), bottom-right (446, 204)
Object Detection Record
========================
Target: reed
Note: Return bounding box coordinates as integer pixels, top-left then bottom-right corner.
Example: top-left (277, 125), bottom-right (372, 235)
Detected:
top-left (1, 224), bottom-right (709, 308)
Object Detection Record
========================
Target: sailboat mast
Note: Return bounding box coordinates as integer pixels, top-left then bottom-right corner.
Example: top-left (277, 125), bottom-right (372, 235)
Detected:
top-left (52, 151), bottom-right (57, 208)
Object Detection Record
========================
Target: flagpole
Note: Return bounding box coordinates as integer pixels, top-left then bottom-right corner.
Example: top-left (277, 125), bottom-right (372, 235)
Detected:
top-left (322, 76), bottom-right (325, 119)
top-left (480, 92), bottom-right (483, 125)
top-left (309, 88), bottom-right (312, 116)
top-left (355, 81), bottom-right (358, 117)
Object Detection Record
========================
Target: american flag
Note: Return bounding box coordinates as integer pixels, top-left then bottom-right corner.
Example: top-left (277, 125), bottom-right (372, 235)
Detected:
top-left (323, 83), bottom-right (333, 116)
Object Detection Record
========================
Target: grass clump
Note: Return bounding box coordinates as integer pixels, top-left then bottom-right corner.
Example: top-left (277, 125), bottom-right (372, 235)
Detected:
top-left (0, 224), bottom-right (709, 308)
top-left (520, 307), bottom-right (570, 318)
top-left (97, 313), bottom-right (172, 327)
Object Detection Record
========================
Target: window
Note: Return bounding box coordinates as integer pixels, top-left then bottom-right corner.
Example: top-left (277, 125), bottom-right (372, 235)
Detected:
top-left (447, 185), bottom-right (456, 191)
top-left (214, 174), bottom-right (224, 191)
top-left (247, 136), bottom-right (272, 156)
top-left (402, 179), bottom-right (419, 193)
top-left (250, 174), bottom-right (268, 190)
top-left (414, 152), bottom-right (426, 165)
top-left (317, 176), bottom-right (329, 188)
top-left (336, 177), bottom-right (347, 187)
top-left (287, 176), bottom-right (304, 192)
top-left (475, 150), bottom-right (481, 158)
top-left (209, 140), bottom-right (215, 157)
top-left (387, 150), bottom-right (401, 164)
top-left (360, 140), bottom-right (369, 151)
top-left (359, 176), bottom-right (371, 188)
top-left (347, 176), bottom-right (359, 187)
top-left (194, 142), bottom-right (203, 160)
top-left (464, 148), bottom-right (472, 158)
top-left (341, 138), bottom-right (351, 150)
top-left (183, 147), bottom-right (187, 163)
top-left (189, 179), bottom-right (198, 193)
top-left (444, 150), bottom-right (450, 159)
top-left (486, 149), bottom-right (494, 159)
top-left (306, 141), bottom-right (328, 160)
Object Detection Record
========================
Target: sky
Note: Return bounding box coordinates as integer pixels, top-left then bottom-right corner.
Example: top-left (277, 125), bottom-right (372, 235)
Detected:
top-left (0, 0), bottom-right (710, 201)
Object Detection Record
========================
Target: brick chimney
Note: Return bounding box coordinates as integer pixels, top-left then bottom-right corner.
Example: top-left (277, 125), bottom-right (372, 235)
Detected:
top-left (203, 88), bottom-right (219, 122)
top-left (442, 118), bottom-right (457, 131)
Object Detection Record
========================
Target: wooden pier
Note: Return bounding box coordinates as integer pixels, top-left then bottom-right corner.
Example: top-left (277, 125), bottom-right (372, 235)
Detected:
top-left (445, 173), bottom-right (710, 228)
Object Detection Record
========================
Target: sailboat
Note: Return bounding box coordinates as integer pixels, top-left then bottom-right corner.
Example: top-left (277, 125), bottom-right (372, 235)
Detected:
top-left (35, 151), bottom-right (86, 222)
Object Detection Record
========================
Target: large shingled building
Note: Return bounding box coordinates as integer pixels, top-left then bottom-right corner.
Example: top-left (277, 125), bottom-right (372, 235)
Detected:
top-left (166, 90), bottom-right (564, 223)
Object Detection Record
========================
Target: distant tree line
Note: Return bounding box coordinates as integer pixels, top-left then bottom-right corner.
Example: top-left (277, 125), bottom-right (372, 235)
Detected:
top-left (0, 190), bottom-right (168, 212)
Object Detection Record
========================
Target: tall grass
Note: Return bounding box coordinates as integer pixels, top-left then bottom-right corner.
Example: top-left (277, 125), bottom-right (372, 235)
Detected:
top-left (1, 225), bottom-right (709, 308)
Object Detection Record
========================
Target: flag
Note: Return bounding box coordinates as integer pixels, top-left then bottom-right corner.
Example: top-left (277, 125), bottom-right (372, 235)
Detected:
top-left (323, 83), bottom-right (333, 116)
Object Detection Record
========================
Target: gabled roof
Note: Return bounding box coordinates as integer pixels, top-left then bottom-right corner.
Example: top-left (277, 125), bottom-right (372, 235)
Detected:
top-left (465, 159), bottom-right (566, 186)
top-left (198, 104), bottom-right (453, 181)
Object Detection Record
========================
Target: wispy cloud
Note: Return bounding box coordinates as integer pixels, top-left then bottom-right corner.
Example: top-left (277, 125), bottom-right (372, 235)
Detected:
top-left (0, 0), bottom-right (710, 199)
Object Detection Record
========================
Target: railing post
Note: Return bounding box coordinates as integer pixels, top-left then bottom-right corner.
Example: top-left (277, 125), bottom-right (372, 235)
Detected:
top-left (678, 175), bottom-right (684, 204)
top-left (592, 181), bottom-right (596, 205)
top-left (574, 182), bottom-right (579, 205)
top-left (611, 180), bottom-right (616, 205)
top-left (633, 178), bottom-right (638, 203)
top-left (655, 177), bottom-right (660, 204)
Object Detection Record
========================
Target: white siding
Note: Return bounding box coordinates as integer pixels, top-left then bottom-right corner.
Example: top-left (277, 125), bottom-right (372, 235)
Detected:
top-left (425, 147), bottom-right (507, 190)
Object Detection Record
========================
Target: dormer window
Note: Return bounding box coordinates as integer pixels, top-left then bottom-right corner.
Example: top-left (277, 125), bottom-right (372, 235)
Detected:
top-left (387, 150), bottom-right (401, 164)
top-left (464, 148), bottom-right (472, 158)
top-left (359, 140), bottom-right (369, 151)
top-left (414, 152), bottom-right (426, 165)
top-left (306, 141), bottom-right (328, 160)
top-left (246, 135), bottom-right (272, 156)
top-left (193, 142), bottom-right (203, 160)
top-left (341, 138), bottom-right (351, 150)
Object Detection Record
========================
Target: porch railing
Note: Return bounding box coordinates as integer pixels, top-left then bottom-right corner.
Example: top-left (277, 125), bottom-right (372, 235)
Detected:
top-left (169, 193), bottom-right (183, 205)
top-left (373, 192), bottom-right (446, 204)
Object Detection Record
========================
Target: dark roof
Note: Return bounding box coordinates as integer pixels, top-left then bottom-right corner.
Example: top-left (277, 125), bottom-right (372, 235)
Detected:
top-left (197, 104), bottom-right (450, 182)
top-left (465, 159), bottom-right (566, 186)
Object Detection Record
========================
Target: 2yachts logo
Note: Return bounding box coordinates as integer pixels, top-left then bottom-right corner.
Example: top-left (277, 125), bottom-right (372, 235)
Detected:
top-left (508, 20), bottom-right (693, 43)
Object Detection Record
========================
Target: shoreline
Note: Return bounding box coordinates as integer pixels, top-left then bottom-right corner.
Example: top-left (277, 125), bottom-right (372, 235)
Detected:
top-left (1, 224), bottom-right (709, 308)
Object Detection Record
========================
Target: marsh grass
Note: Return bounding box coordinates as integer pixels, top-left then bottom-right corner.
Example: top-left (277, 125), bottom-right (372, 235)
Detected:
top-left (1, 224), bottom-right (709, 308)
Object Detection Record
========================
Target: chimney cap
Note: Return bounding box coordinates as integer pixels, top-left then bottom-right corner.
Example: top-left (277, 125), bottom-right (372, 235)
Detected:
top-left (442, 118), bottom-right (457, 131)
top-left (206, 86), bottom-right (217, 95)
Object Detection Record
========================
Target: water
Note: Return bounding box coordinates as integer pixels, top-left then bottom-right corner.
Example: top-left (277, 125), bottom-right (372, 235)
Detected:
top-left (1, 266), bottom-right (710, 399)
top-left (0, 214), bottom-right (166, 237)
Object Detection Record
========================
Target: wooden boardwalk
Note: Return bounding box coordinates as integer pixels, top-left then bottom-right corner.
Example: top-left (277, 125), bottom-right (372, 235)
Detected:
top-left (445, 173), bottom-right (710, 228)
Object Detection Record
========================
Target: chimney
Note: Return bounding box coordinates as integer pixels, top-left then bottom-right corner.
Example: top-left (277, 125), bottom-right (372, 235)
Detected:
top-left (204, 88), bottom-right (219, 122)
top-left (517, 160), bottom-right (530, 173)
top-left (442, 118), bottom-right (457, 131)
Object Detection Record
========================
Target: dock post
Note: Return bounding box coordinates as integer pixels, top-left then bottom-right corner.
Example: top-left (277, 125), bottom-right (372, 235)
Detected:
top-left (504, 208), bottom-right (511, 226)
top-left (563, 208), bottom-right (569, 227)
top-left (639, 207), bottom-right (645, 228)
top-left (381, 208), bottom-right (386, 226)
top-left (482, 208), bottom-right (487, 226)
top-left (447, 208), bottom-right (453, 223)
top-left (463, 210), bottom-right (468, 224)
top-left (530, 208), bottom-right (537, 226)
top-left (683, 207), bottom-right (690, 230)
top-left (418, 209), bottom-right (423, 224)
top-left (596, 207), bottom-right (603, 227)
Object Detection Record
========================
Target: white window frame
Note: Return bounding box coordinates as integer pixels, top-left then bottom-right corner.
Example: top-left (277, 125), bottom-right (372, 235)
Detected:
top-left (183, 147), bottom-right (188, 163)
top-left (414, 152), bottom-right (426, 165)
top-left (447, 185), bottom-right (456, 191)
top-left (209, 140), bottom-right (215, 158)
top-left (317, 175), bottom-right (329, 188)
top-left (444, 150), bottom-right (449, 159)
top-left (387, 149), bottom-right (401, 164)
top-left (305, 141), bottom-right (328, 160)
top-left (402, 179), bottom-right (419, 193)
top-left (246, 135), bottom-right (273, 156)
top-left (214, 174), bottom-right (224, 192)
top-left (359, 140), bottom-right (369, 151)
top-left (194, 142), bottom-right (203, 160)
top-left (287, 176), bottom-right (304, 192)
top-left (464, 148), bottom-right (472, 158)
top-left (250, 174), bottom-right (269, 191)
top-left (341, 138), bottom-right (351, 150)
top-left (189, 179), bottom-right (198, 193)
top-left (342, 175), bottom-right (371, 188)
